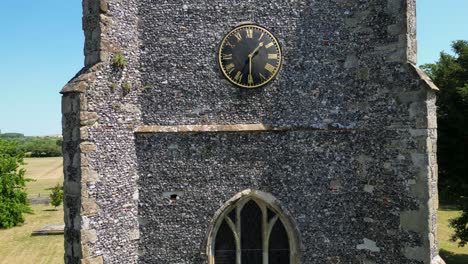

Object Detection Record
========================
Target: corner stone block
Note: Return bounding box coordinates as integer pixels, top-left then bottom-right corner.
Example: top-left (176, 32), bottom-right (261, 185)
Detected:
top-left (80, 112), bottom-right (99, 126)
top-left (80, 93), bottom-right (88, 112)
top-left (62, 96), bottom-right (75, 114)
top-left (80, 127), bottom-right (89, 140)
top-left (64, 181), bottom-right (81, 196)
top-left (62, 81), bottom-right (88, 94)
top-left (403, 246), bottom-right (430, 263)
top-left (99, 0), bottom-right (108, 13)
top-left (82, 197), bottom-right (100, 216)
top-left (72, 241), bottom-right (82, 258)
top-left (81, 256), bottom-right (103, 264)
top-left (81, 229), bottom-right (98, 244)
top-left (80, 142), bottom-right (97, 154)
top-left (400, 209), bottom-right (428, 233)
top-left (81, 243), bottom-right (90, 258)
top-left (81, 154), bottom-right (89, 166)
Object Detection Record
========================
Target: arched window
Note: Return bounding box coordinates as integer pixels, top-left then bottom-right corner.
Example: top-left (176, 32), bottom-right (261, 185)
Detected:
top-left (207, 190), bottom-right (300, 264)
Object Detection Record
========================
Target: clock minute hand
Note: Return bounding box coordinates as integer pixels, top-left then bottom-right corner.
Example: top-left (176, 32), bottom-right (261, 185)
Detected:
top-left (248, 56), bottom-right (252, 76)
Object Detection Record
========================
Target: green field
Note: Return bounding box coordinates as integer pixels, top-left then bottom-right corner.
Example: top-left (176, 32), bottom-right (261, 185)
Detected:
top-left (23, 157), bottom-right (63, 198)
top-left (0, 157), bottom-right (467, 263)
top-left (438, 206), bottom-right (468, 264)
top-left (0, 204), bottom-right (64, 264)
top-left (0, 157), bottom-right (64, 264)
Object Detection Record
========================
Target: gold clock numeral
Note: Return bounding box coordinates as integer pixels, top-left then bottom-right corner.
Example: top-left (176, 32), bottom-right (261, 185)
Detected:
top-left (234, 32), bottom-right (242, 42)
top-left (234, 71), bottom-right (243, 82)
top-left (258, 32), bottom-right (264, 41)
top-left (225, 41), bottom-right (235, 48)
top-left (222, 53), bottom-right (233, 60)
top-left (268, 54), bottom-right (278, 60)
top-left (219, 25), bottom-right (282, 88)
top-left (264, 63), bottom-right (276, 73)
top-left (246, 29), bottom-right (253, 39)
top-left (248, 74), bottom-right (254, 85)
top-left (226, 63), bottom-right (235, 74)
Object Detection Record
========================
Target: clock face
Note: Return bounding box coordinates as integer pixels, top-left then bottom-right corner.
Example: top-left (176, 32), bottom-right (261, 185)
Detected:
top-left (218, 24), bottom-right (282, 89)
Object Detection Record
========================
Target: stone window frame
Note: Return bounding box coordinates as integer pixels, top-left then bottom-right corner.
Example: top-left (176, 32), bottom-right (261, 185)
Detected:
top-left (206, 189), bottom-right (302, 264)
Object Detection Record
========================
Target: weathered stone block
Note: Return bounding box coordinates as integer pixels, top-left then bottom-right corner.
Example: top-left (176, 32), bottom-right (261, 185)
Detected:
top-left (401, 209), bottom-right (428, 233)
top-left (81, 256), bottom-right (103, 264)
top-left (81, 197), bottom-right (99, 216)
top-left (80, 112), bottom-right (98, 126)
top-left (81, 229), bottom-right (97, 244)
top-left (79, 142), bottom-right (97, 153)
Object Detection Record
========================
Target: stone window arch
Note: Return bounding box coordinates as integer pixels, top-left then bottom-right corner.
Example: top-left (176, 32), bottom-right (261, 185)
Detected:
top-left (207, 189), bottom-right (301, 264)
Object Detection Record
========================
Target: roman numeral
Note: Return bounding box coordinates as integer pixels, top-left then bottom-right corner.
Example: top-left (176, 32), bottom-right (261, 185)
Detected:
top-left (259, 73), bottom-right (267, 81)
top-left (222, 53), bottom-right (233, 60)
top-left (225, 41), bottom-right (235, 48)
top-left (246, 29), bottom-right (253, 39)
top-left (264, 63), bottom-right (276, 73)
top-left (234, 32), bottom-right (242, 42)
top-left (258, 32), bottom-right (264, 41)
top-left (225, 63), bottom-right (235, 74)
top-left (268, 54), bottom-right (278, 60)
top-left (248, 74), bottom-right (254, 85)
top-left (265, 42), bottom-right (274, 49)
top-left (234, 71), bottom-right (243, 82)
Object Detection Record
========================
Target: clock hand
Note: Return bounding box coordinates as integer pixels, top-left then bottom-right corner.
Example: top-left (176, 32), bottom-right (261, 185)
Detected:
top-left (248, 55), bottom-right (252, 77)
top-left (249, 42), bottom-right (264, 58)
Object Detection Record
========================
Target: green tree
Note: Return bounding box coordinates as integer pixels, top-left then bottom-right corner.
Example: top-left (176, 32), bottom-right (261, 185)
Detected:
top-left (421, 40), bottom-right (468, 246)
top-left (0, 138), bottom-right (32, 228)
top-left (49, 183), bottom-right (63, 210)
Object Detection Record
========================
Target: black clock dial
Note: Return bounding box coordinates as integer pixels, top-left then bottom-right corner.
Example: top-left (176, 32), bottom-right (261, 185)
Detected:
top-left (218, 25), bottom-right (282, 88)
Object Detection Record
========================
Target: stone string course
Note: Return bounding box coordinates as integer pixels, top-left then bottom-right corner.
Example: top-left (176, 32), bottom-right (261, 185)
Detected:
top-left (61, 0), bottom-right (443, 263)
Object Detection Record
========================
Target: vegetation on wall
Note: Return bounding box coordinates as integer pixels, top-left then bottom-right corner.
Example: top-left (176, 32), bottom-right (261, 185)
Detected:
top-left (112, 51), bottom-right (127, 69)
top-left (122, 81), bottom-right (131, 96)
top-left (0, 138), bottom-right (32, 228)
top-left (422, 40), bottom-right (468, 247)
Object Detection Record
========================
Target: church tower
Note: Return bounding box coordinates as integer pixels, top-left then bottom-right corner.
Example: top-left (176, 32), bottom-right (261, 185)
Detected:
top-left (61, 0), bottom-right (443, 263)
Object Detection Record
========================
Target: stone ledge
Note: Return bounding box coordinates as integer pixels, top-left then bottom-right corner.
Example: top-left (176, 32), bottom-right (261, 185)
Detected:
top-left (60, 64), bottom-right (102, 94)
top-left (135, 124), bottom-right (365, 134)
top-left (409, 63), bottom-right (439, 91)
top-left (136, 124), bottom-right (270, 133)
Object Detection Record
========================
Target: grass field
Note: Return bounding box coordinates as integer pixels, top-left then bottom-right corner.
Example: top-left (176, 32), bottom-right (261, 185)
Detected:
top-left (438, 207), bottom-right (468, 264)
top-left (1, 157), bottom-right (468, 263)
top-left (0, 204), bottom-right (64, 264)
top-left (23, 157), bottom-right (63, 198)
top-left (0, 157), bottom-right (64, 264)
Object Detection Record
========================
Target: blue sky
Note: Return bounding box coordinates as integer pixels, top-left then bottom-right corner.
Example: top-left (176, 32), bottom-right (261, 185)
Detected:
top-left (0, 1), bottom-right (467, 136)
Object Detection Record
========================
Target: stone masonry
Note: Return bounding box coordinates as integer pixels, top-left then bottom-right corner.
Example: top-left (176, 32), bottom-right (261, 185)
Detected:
top-left (61, 0), bottom-right (443, 263)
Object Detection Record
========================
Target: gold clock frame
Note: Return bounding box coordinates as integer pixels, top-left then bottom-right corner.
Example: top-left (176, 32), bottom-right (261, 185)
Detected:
top-left (218, 24), bottom-right (283, 89)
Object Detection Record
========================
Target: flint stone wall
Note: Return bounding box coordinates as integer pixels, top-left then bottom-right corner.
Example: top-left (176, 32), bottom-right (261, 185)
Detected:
top-left (61, 0), bottom-right (441, 263)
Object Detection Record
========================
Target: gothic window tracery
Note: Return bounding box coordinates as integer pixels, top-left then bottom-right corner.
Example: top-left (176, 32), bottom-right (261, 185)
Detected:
top-left (207, 190), bottom-right (300, 264)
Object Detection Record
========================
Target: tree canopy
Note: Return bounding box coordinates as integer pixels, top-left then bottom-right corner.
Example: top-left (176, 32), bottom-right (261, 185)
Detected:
top-left (0, 138), bottom-right (32, 228)
top-left (0, 134), bottom-right (62, 157)
top-left (421, 40), bottom-right (468, 246)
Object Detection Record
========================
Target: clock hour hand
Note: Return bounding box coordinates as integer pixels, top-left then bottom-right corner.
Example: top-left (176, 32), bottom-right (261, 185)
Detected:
top-left (249, 42), bottom-right (264, 58)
